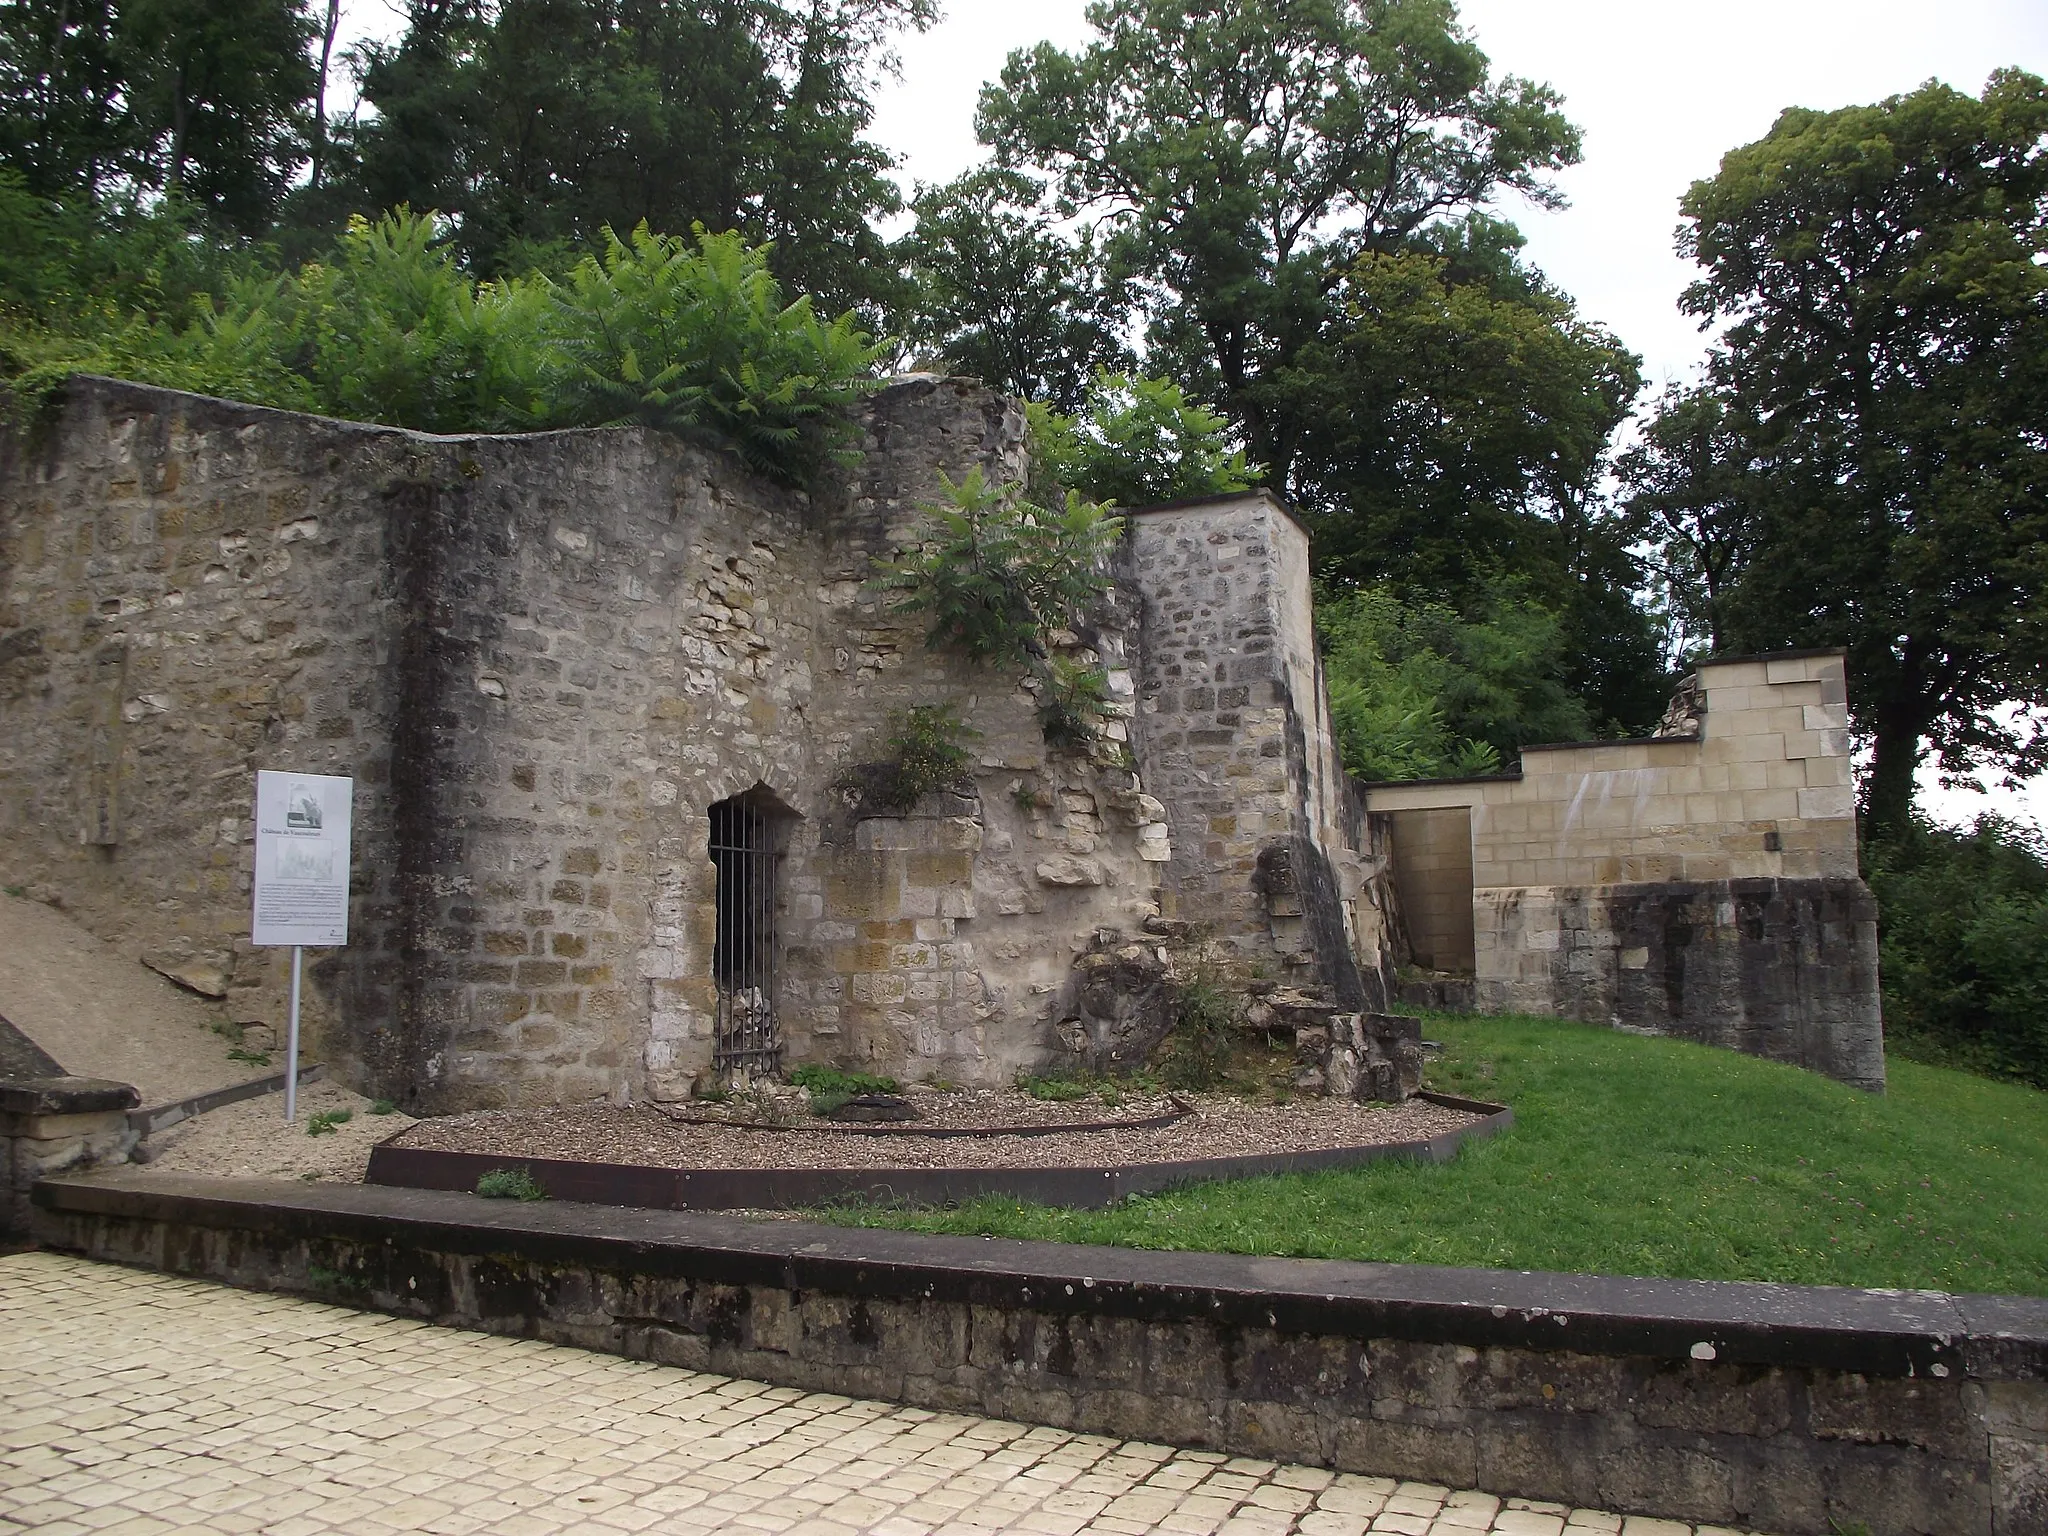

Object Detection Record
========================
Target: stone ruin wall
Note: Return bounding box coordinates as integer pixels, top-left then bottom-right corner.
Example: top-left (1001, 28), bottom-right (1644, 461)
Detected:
top-left (1366, 652), bottom-right (1884, 1090)
top-left (1126, 493), bottom-right (1392, 1011)
top-left (0, 377), bottom-right (1394, 1111)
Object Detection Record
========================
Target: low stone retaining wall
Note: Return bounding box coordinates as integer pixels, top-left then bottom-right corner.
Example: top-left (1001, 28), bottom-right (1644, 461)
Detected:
top-left (32, 1172), bottom-right (2048, 1536)
top-left (2, 1078), bottom-right (138, 1237)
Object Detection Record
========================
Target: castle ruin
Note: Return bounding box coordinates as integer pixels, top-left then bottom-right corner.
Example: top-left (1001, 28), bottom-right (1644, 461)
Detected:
top-left (0, 376), bottom-right (1885, 1109)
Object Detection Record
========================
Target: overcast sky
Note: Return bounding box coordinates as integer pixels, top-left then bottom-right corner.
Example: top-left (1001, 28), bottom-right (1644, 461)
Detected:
top-left (867, 1), bottom-right (2048, 827)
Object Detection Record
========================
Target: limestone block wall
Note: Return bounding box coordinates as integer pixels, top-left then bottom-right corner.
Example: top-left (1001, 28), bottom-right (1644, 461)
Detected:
top-left (1384, 808), bottom-right (1475, 972)
top-left (1364, 653), bottom-right (1883, 1088)
top-left (1126, 492), bottom-right (1392, 1009)
top-left (0, 376), bottom-right (1168, 1111)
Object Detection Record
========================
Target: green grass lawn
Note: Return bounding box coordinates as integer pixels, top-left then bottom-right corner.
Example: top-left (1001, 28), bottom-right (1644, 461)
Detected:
top-left (823, 1014), bottom-right (2048, 1296)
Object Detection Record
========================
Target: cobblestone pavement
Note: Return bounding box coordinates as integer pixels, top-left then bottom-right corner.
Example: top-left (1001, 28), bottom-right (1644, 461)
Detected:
top-left (1, 1252), bottom-right (1776, 1536)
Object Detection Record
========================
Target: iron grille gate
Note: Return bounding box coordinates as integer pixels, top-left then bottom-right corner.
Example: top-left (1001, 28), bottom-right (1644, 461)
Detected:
top-left (709, 793), bottom-right (780, 1076)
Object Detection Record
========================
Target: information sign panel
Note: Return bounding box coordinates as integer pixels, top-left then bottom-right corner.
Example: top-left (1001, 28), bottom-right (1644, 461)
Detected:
top-left (251, 771), bottom-right (353, 947)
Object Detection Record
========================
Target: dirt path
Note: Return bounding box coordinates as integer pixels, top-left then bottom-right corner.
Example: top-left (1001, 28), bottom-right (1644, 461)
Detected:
top-left (0, 892), bottom-right (264, 1104)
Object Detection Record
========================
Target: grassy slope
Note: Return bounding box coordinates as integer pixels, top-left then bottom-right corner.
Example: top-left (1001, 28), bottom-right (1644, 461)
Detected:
top-left (825, 1015), bottom-right (2048, 1296)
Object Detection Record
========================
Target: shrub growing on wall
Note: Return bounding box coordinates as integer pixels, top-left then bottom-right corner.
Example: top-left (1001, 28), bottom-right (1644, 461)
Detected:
top-left (546, 223), bottom-right (886, 486)
top-left (875, 467), bottom-right (1123, 748)
top-left (2, 205), bottom-right (883, 489)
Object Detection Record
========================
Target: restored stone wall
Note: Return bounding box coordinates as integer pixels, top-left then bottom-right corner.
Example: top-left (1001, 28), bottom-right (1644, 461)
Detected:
top-left (1385, 809), bottom-right (1475, 972)
top-left (1364, 653), bottom-right (1883, 1087)
top-left (1369, 652), bottom-right (1858, 890)
top-left (0, 377), bottom-right (1186, 1109)
top-left (1127, 492), bottom-right (1392, 1009)
top-left (36, 1175), bottom-right (2048, 1536)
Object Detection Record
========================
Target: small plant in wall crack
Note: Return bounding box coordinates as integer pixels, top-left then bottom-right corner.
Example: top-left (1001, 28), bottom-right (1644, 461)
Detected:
top-left (476, 1167), bottom-right (548, 1200)
top-left (874, 467), bottom-right (1121, 748)
top-left (838, 704), bottom-right (980, 814)
top-left (1035, 654), bottom-right (1112, 749)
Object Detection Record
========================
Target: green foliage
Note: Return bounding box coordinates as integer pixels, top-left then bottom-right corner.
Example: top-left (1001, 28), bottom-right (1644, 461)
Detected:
top-left (1665, 70), bottom-right (2048, 833)
top-left (304, 1108), bottom-right (351, 1137)
top-left (900, 168), bottom-right (1132, 412)
top-left (1020, 1074), bottom-right (1091, 1103)
top-left (978, 9), bottom-right (1662, 741)
top-left (226, 1046), bottom-right (272, 1067)
top-left (788, 1063), bottom-right (899, 1116)
top-left (1026, 372), bottom-right (1253, 510)
top-left (1616, 384), bottom-right (1754, 659)
top-left (265, 209), bottom-right (551, 433)
top-left (475, 1167), bottom-right (549, 1201)
top-left (842, 704), bottom-right (979, 812)
top-left (981, 0), bottom-right (1580, 493)
top-left (877, 466), bottom-right (1121, 663)
top-left (875, 467), bottom-right (1123, 750)
top-left (348, 0), bottom-right (934, 314)
top-left (1293, 234), bottom-right (1641, 594)
top-left (1157, 967), bottom-right (1241, 1092)
top-left (1, 205), bottom-right (884, 490)
top-left (1867, 817), bottom-right (2048, 1090)
top-left (546, 223), bottom-right (886, 486)
top-left (1, 0), bottom-right (317, 230)
top-left (1034, 654), bottom-right (1111, 752)
top-left (305, 1262), bottom-right (367, 1292)
top-left (1286, 227), bottom-right (1661, 739)
top-left (1319, 583), bottom-right (1593, 781)
top-left (368, 1098), bottom-right (399, 1116)
top-left (823, 1012), bottom-right (2048, 1296)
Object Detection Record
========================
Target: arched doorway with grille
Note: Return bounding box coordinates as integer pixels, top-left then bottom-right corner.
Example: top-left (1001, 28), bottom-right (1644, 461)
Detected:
top-left (706, 784), bottom-right (795, 1079)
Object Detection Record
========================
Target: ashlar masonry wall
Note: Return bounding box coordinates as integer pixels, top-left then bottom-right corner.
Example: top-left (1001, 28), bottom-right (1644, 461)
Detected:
top-left (1127, 492), bottom-right (1392, 1010)
top-left (1367, 652), bottom-right (1883, 1089)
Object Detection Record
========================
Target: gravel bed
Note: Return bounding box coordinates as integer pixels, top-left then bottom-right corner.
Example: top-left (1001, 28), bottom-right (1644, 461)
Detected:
top-left (665, 1084), bottom-right (1185, 1134)
top-left (392, 1094), bottom-right (1481, 1171)
top-left (137, 1079), bottom-right (416, 1184)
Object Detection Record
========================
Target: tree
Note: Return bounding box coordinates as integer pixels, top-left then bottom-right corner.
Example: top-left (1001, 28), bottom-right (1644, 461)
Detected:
top-left (1616, 385), bottom-right (1757, 659)
top-left (1027, 371), bottom-right (1251, 509)
top-left (1319, 582), bottom-right (1593, 781)
top-left (1286, 220), bottom-right (1639, 598)
top-left (0, 0), bottom-right (317, 229)
top-left (117, 0), bottom-right (318, 230)
top-left (348, 0), bottom-right (933, 313)
top-left (1287, 219), bottom-right (1659, 735)
top-left (973, 1), bottom-right (1667, 738)
top-left (1672, 70), bottom-right (2048, 834)
top-left (0, 0), bottom-right (128, 197)
top-left (1866, 814), bottom-right (2048, 1088)
top-left (978, 0), bottom-right (1580, 491)
top-left (898, 168), bottom-right (1131, 412)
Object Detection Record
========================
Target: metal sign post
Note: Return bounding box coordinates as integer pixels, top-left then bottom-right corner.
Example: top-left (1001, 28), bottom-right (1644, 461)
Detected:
top-left (285, 945), bottom-right (303, 1122)
top-left (251, 771), bottom-right (353, 1122)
